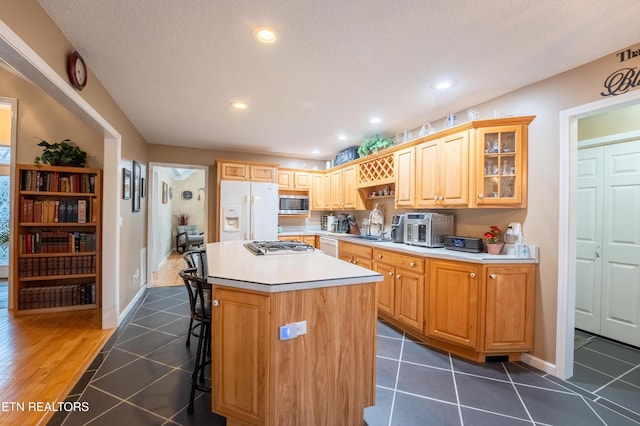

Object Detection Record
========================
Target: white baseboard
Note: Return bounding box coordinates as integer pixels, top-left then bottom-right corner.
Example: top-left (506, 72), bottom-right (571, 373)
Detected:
top-left (118, 285), bottom-right (147, 325)
top-left (521, 353), bottom-right (556, 376)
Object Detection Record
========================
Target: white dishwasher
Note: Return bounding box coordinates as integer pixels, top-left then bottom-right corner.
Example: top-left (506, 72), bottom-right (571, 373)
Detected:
top-left (319, 236), bottom-right (339, 258)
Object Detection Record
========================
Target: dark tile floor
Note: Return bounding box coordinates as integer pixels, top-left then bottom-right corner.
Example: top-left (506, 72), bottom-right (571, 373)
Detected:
top-left (50, 286), bottom-right (640, 426)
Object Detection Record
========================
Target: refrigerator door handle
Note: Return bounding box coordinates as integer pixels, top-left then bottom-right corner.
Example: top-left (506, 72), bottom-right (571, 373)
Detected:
top-left (244, 194), bottom-right (250, 240)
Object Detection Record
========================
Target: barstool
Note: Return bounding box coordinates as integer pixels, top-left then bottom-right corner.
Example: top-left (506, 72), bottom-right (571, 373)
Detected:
top-left (179, 268), bottom-right (212, 413)
top-left (182, 250), bottom-right (208, 346)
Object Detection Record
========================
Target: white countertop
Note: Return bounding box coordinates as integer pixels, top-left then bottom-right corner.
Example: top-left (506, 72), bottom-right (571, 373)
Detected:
top-left (206, 241), bottom-right (383, 293)
top-left (282, 231), bottom-right (539, 264)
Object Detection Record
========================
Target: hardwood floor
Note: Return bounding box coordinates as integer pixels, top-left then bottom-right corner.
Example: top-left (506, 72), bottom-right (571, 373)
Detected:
top-left (0, 308), bottom-right (112, 425)
top-left (0, 250), bottom-right (185, 425)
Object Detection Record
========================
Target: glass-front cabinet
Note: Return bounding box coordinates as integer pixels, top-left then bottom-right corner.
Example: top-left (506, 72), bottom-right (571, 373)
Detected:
top-left (474, 124), bottom-right (528, 207)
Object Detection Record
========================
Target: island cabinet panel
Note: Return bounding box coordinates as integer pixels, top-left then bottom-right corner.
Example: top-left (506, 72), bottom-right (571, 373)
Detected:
top-left (427, 259), bottom-right (480, 349)
top-left (482, 265), bottom-right (536, 352)
top-left (212, 282), bottom-right (377, 426)
top-left (212, 287), bottom-right (270, 426)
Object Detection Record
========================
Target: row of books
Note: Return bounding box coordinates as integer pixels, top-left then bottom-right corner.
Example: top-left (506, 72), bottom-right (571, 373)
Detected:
top-left (18, 255), bottom-right (96, 278)
top-left (21, 170), bottom-right (96, 193)
top-left (18, 231), bottom-right (97, 254)
top-left (20, 198), bottom-right (97, 223)
top-left (19, 282), bottom-right (96, 310)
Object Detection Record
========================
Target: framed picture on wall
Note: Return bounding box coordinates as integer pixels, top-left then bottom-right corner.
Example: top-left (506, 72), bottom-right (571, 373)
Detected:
top-left (162, 181), bottom-right (168, 204)
top-left (132, 161), bottom-right (141, 212)
top-left (122, 168), bottom-right (131, 200)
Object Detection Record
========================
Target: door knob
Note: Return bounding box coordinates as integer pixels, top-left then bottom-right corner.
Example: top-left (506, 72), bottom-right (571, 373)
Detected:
top-left (489, 274), bottom-right (497, 279)
top-left (470, 273), bottom-right (476, 278)
top-left (212, 300), bottom-right (219, 307)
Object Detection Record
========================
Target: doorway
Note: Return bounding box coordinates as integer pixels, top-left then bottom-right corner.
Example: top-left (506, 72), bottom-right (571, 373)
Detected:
top-left (0, 97), bottom-right (16, 309)
top-left (575, 137), bottom-right (640, 347)
top-left (147, 163), bottom-right (208, 288)
top-left (558, 88), bottom-right (640, 380)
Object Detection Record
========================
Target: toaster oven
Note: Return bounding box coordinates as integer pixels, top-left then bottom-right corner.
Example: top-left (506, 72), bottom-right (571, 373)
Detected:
top-left (404, 213), bottom-right (454, 248)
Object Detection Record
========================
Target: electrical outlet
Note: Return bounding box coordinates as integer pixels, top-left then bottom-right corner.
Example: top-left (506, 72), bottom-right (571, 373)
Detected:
top-left (292, 320), bottom-right (307, 335)
top-left (305, 217), bottom-right (310, 225)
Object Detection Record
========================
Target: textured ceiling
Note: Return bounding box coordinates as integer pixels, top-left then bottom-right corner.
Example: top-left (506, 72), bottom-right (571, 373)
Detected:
top-left (37, 0), bottom-right (640, 160)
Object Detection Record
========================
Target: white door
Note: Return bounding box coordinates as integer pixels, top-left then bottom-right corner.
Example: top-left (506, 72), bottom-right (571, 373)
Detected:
top-left (600, 140), bottom-right (640, 346)
top-left (575, 139), bottom-right (640, 347)
top-left (575, 147), bottom-right (603, 333)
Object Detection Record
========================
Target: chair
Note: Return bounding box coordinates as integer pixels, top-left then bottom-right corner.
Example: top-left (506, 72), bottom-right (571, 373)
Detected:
top-left (182, 250), bottom-right (208, 346)
top-left (179, 268), bottom-right (212, 414)
top-left (176, 225), bottom-right (204, 253)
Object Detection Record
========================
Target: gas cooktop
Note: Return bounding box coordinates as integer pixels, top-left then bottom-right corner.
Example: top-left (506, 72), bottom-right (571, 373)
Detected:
top-left (245, 240), bottom-right (316, 256)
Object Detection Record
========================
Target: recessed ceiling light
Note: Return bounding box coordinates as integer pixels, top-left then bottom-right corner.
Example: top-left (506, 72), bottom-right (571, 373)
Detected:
top-left (338, 134), bottom-right (347, 141)
top-left (370, 117), bottom-right (381, 124)
top-left (311, 149), bottom-right (320, 155)
top-left (252, 27), bottom-right (278, 44)
top-left (231, 101), bottom-right (248, 110)
top-left (434, 80), bottom-right (455, 90)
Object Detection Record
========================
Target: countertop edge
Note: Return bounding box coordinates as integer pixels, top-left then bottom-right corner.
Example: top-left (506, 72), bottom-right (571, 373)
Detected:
top-left (209, 274), bottom-right (383, 293)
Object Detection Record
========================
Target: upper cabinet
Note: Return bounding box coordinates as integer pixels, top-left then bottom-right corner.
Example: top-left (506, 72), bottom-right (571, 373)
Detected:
top-left (329, 165), bottom-right (364, 210)
top-left (218, 160), bottom-right (277, 183)
top-left (278, 169), bottom-right (312, 190)
top-left (415, 131), bottom-right (470, 208)
top-left (472, 122), bottom-right (529, 207)
top-left (394, 147), bottom-right (415, 207)
top-left (311, 172), bottom-right (330, 210)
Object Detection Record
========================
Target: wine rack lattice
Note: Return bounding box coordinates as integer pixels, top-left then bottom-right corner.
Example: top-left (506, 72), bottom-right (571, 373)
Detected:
top-left (358, 154), bottom-right (394, 185)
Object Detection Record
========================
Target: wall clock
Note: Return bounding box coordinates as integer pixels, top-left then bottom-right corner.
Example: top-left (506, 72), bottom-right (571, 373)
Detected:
top-left (182, 190), bottom-right (193, 200)
top-left (67, 51), bottom-right (87, 90)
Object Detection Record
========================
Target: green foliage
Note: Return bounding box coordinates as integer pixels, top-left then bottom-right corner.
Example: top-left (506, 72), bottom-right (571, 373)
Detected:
top-left (34, 138), bottom-right (87, 167)
top-left (357, 135), bottom-right (395, 157)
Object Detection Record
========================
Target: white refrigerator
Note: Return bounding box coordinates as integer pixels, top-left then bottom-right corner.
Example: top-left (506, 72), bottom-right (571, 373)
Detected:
top-left (219, 180), bottom-right (279, 241)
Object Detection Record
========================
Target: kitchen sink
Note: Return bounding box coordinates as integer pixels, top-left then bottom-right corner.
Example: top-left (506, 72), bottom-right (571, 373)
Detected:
top-left (350, 235), bottom-right (392, 242)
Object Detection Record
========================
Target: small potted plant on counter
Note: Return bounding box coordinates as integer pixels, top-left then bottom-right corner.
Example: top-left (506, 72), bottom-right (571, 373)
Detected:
top-left (483, 225), bottom-right (504, 255)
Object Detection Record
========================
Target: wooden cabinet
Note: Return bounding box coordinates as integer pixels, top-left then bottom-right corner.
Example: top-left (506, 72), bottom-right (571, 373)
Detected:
top-left (329, 165), bottom-right (364, 210)
top-left (278, 234), bottom-right (317, 248)
top-left (427, 259), bottom-right (536, 358)
top-left (394, 146), bottom-right (415, 207)
top-left (310, 172), bottom-right (330, 210)
top-left (212, 287), bottom-right (270, 425)
top-left (482, 265), bottom-right (535, 351)
top-left (339, 240), bottom-right (372, 269)
top-left (415, 131), bottom-right (470, 208)
top-left (218, 160), bottom-right (276, 183)
top-left (277, 169), bottom-right (311, 190)
top-left (427, 259), bottom-right (480, 349)
top-left (373, 248), bottom-right (425, 331)
top-left (212, 283), bottom-right (376, 426)
top-left (472, 120), bottom-right (531, 207)
top-left (13, 164), bottom-right (101, 315)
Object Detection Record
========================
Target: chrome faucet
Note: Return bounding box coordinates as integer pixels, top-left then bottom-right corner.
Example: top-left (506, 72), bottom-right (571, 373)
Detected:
top-left (368, 205), bottom-right (385, 237)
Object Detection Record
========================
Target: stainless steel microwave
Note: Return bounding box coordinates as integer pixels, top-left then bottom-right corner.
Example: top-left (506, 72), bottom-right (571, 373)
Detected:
top-left (278, 195), bottom-right (310, 215)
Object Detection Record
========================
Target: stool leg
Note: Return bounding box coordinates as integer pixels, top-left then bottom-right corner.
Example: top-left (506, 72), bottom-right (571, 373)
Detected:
top-left (188, 320), bottom-right (205, 414)
top-left (186, 318), bottom-right (194, 346)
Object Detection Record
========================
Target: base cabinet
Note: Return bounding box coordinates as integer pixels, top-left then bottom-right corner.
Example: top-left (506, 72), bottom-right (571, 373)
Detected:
top-left (212, 283), bottom-right (376, 426)
top-left (424, 259), bottom-right (536, 360)
top-left (373, 249), bottom-right (425, 332)
top-left (339, 240), bottom-right (372, 269)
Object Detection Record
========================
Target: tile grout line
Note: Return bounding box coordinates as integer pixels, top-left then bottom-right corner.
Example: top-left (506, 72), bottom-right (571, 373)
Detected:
top-left (592, 363), bottom-right (640, 394)
top-left (386, 330), bottom-right (406, 426)
top-left (502, 363), bottom-right (536, 425)
top-left (450, 354), bottom-right (463, 425)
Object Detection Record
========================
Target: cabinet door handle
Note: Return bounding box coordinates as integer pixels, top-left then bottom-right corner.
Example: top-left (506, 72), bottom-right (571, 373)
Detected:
top-left (470, 273), bottom-right (476, 278)
top-left (396, 274), bottom-right (401, 279)
top-left (378, 254), bottom-right (383, 259)
top-left (212, 300), bottom-right (219, 307)
top-left (438, 196), bottom-right (444, 201)
top-left (433, 196), bottom-right (439, 201)
top-left (388, 271), bottom-right (394, 276)
top-left (478, 193), bottom-right (484, 199)
top-left (489, 274), bottom-right (497, 279)
top-left (409, 262), bottom-right (415, 267)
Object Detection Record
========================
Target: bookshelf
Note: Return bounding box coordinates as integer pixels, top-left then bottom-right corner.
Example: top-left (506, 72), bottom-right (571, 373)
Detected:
top-left (13, 164), bottom-right (101, 315)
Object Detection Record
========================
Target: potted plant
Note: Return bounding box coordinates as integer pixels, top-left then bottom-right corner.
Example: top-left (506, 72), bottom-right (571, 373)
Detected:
top-left (34, 138), bottom-right (87, 167)
top-left (483, 225), bottom-right (503, 255)
top-left (357, 135), bottom-right (395, 157)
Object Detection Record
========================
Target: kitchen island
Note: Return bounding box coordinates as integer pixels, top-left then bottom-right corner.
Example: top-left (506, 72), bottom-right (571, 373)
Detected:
top-left (206, 241), bottom-right (383, 426)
